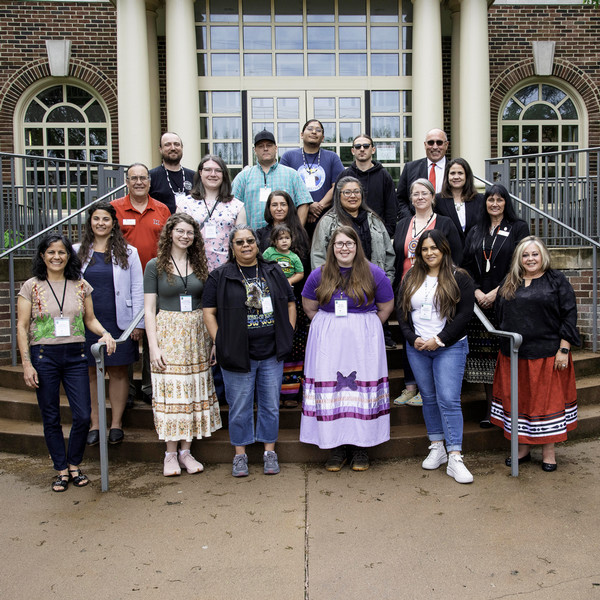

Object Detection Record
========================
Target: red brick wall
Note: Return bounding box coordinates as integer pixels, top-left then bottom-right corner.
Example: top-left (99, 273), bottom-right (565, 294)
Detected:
top-left (0, 1), bottom-right (119, 160)
top-left (487, 5), bottom-right (600, 157)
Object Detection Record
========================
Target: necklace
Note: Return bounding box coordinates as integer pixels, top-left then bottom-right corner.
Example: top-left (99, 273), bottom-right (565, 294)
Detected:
top-left (408, 213), bottom-right (435, 261)
top-left (302, 149), bottom-right (321, 174)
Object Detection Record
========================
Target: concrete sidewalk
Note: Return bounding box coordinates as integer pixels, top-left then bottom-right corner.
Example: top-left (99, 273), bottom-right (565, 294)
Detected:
top-left (1, 439), bottom-right (600, 600)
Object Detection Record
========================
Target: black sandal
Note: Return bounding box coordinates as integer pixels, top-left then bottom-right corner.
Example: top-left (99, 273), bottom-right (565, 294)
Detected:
top-left (68, 468), bottom-right (89, 488)
top-left (52, 474), bottom-right (69, 493)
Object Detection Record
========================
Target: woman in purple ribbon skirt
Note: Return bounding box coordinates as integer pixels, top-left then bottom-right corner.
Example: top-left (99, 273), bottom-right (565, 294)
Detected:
top-left (301, 226), bottom-right (394, 472)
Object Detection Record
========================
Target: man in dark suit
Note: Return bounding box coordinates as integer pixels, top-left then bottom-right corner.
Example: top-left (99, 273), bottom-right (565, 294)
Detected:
top-left (396, 128), bottom-right (449, 221)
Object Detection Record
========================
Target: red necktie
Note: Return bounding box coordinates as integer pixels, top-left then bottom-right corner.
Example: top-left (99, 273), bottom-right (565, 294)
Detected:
top-left (429, 163), bottom-right (436, 190)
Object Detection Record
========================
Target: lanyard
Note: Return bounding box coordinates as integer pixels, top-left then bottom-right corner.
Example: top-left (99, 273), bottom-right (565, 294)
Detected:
top-left (163, 164), bottom-right (185, 195)
top-left (171, 256), bottom-right (189, 293)
top-left (423, 276), bottom-right (438, 304)
top-left (482, 225), bottom-right (501, 273)
top-left (302, 149), bottom-right (321, 173)
top-left (202, 198), bottom-right (220, 223)
top-left (47, 279), bottom-right (68, 317)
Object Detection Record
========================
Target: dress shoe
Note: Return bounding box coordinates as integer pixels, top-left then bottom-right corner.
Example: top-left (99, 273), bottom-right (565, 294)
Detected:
top-left (108, 428), bottom-right (124, 445)
top-left (479, 419), bottom-right (493, 429)
top-left (542, 462), bottom-right (557, 472)
top-left (87, 429), bottom-right (100, 446)
top-left (505, 453), bottom-right (531, 467)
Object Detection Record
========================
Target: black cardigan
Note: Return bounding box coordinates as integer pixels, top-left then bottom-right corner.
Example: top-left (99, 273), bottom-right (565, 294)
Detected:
top-left (396, 269), bottom-right (475, 348)
top-left (434, 193), bottom-right (484, 245)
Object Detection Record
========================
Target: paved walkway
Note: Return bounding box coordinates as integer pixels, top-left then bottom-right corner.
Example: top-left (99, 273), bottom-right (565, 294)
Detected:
top-left (1, 439), bottom-right (600, 599)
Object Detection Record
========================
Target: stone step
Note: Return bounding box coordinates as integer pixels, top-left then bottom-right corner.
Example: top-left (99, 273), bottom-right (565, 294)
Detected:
top-left (2, 404), bottom-right (600, 465)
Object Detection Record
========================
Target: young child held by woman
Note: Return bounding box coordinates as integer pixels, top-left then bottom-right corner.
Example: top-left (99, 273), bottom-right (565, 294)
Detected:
top-left (262, 224), bottom-right (304, 286)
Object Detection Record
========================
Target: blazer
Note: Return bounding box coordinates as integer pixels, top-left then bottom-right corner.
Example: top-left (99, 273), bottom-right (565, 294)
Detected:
top-left (74, 243), bottom-right (145, 330)
top-left (395, 158), bottom-right (428, 221)
top-left (434, 193), bottom-right (484, 245)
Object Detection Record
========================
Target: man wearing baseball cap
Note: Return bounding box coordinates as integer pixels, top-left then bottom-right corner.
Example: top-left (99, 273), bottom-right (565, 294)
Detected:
top-left (232, 130), bottom-right (313, 229)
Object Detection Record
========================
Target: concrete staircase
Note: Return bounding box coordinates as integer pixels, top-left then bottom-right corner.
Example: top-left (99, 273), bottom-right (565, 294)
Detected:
top-left (1, 341), bottom-right (599, 465)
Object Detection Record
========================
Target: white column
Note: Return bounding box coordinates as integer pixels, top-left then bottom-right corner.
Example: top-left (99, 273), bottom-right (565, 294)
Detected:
top-left (147, 1), bottom-right (161, 167)
top-left (449, 1), bottom-right (461, 157)
top-left (411, 0), bottom-right (444, 159)
top-left (116, 0), bottom-right (152, 167)
top-left (458, 0), bottom-right (491, 180)
top-left (165, 0), bottom-right (201, 169)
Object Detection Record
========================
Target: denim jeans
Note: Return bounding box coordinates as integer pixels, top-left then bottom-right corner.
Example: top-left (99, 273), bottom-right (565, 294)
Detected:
top-left (30, 342), bottom-right (91, 471)
top-left (221, 355), bottom-right (283, 447)
top-left (406, 337), bottom-right (469, 452)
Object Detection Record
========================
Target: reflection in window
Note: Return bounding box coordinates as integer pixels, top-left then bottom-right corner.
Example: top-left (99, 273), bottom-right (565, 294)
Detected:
top-left (275, 0), bottom-right (302, 22)
top-left (244, 26), bottom-right (271, 49)
top-left (307, 54), bottom-right (335, 76)
top-left (307, 27), bottom-right (335, 49)
top-left (196, 26), bottom-right (207, 49)
top-left (252, 98), bottom-right (274, 119)
top-left (371, 54), bottom-right (399, 77)
top-left (371, 27), bottom-right (398, 50)
top-left (244, 54), bottom-right (272, 76)
top-left (212, 91), bottom-right (241, 113)
top-left (212, 117), bottom-right (242, 139)
top-left (339, 0), bottom-right (366, 22)
top-left (243, 0), bottom-right (270, 22)
top-left (211, 26), bottom-right (238, 49)
top-left (277, 98), bottom-right (299, 119)
top-left (306, 0), bottom-right (334, 22)
top-left (339, 98), bottom-right (361, 119)
top-left (340, 54), bottom-right (367, 76)
top-left (372, 116), bottom-right (400, 138)
top-left (275, 27), bottom-right (303, 50)
top-left (278, 122), bottom-right (300, 144)
top-left (339, 27), bottom-right (366, 50)
top-left (213, 142), bottom-right (243, 164)
top-left (276, 54), bottom-right (304, 76)
top-left (339, 122), bottom-right (361, 143)
top-left (210, 0), bottom-right (238, 21)
top-left (313, 98), bottom-right (336, 119)
top-left (371, 0), bottom-right (398, 22)
top-left (372, 91), bottom-right (399, 113)
top-left (211, 54), bottom-right (240, 76)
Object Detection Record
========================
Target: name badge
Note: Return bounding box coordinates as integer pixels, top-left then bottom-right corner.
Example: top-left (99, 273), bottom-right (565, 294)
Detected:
top-left (335, 299), bottom-right (348, 317)
top-left (204, 224), bottom-right (217, 239)
top-left (174, 192), bottom-right (186, 201)
top-left (305, 173), bottom-right (316, 189)
top-left (498, 229), bottom-right (509, 237)
top-left (259, 187), bottom-right (271, 203)
top-left (123, 219), bottom-right (136, 226)
top-left (180, 295), bottom-right (192, 312)
top-left (420, 303), bottom-right (433, 320)
top-left (261, 295), bottom-right (273, 314)
top-left (54, 317), bottom-right (70, 337)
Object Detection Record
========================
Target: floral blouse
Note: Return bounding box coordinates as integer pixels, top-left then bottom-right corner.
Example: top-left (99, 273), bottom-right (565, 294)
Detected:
top-left (176, 195), bottom-right (245, 272)
top-left (19, 277), bottom-right (93, 345)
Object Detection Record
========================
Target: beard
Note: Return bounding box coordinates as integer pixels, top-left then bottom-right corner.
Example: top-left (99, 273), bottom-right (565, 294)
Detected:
top-left (162, 152), bottom-right (182, 167)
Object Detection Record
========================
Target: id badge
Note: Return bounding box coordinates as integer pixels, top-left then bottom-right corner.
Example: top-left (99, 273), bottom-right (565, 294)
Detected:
top-left (54, 317), bottom-right (70, 337)
top-left (259, 187), bottom-right (271, 203)
top-left (180, 295), bottom-right (192, 312)
top-left (335, 299), bottom-right (348, 317)
top-left (261, 295), bottom-right (273, 314)
top-left (174, 192), bottom-right (186, 202)
top-left (123, 219), bottom-right (136, 226)
top-left (204, 224), bottom-right (217, 239)
top-left (420, 303), bottom-right (433, 320)
top-left (305, 173), bottom-right (316, 189)
top-left (498, 229), bottom-right (509, 237)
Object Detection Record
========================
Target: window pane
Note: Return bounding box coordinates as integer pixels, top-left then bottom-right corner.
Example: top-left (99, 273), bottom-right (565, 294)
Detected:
top-left (37, 85), bottom-right (63, 107)
top-left (402, 26), bottom-right (412, 50)
top-left (252, 98), bottom-right (274, 119)
top-left (47, 106), bottom-right (84, 123)
top-left (85, 101), bottom-right (106, 122)
top-left (66, 86), bottom-right (92, 108)
top-left (244, 26), bottom-right (271, 50)
top-left (275, 0), bottom-right (302, 22)
top-left (340, 145), bottom-right (353, 164)
top-left (339, 97), bottom-right (361, 118)
top-left (90, 149), bottom-right (108, 162)
top-left (371, 91), bottom-right (399, 113)
top-left (25, 128), bottom-right (43, 146)
top-left (243, 0), bottom-right (270, 22)
top-left (278, 98), bottom-right (299, 119)
top-left (523, 105), bottom-right (557, 120)
top-left (402, 53), bottom-right (412, 76)
top-left (195, 1), bottom-right (206, 21)
top-left (371, 26), bottom-right (398, 50)
top-left (210, 0), bottom-right (238, 21)
top-left (197, 26), bottom-right (207, 49)
top-left (402, 0), bottom-right (413, 23)
top-left (339, 54), bottom-right (366, 76)
top-left (199, 92), bottom-right (208, 113)
top-left (339, 122), bottom-right (361, 143)
top-left (403, 116), bottom-right (412, 138)
top-left (541, 125), bottom-right (558, 143)
top-left (214, 142), bottom-right (242, 164)
top-left (502, 146), bottom-right (519, 157)
top-left (89, 128), bottom-right (107, 146)
top-left (371, 54), bottom-right (399, 76)
top-left (542, 85), bottom-right (566, 105)
top-left (371, 0), bottom-right (398, 22)
top-left (562, 125), bottom-right (578, 142)
top-left (47, 128), bottom-right (65, 145)
top-left (559, 99), bottom-right (578, 119)
top-left (211, 54), bottom-right (240, 76)
top-left (69, 149), bottom-right (86, 161)
top-left (212, 117), bottom-right (242, 139)
top-left (276, 54), bottom-right (304, 76)
top-left (275, 27), bottom-right (303, 49)
top-left (212, 91), bottom-right (241, 113)
top-left (25, 101), bottom-right (45, 123)
top-left (68, 128), bottom-right (85, 145)
top-left (252, 122), bottom-right (274, 137)
top-left (200, 117), bottom-right (209, 137)
top-left (372, 116), bottom-right (400, 138)
top-left (522, 125), bottom-right (538, 142)
top-left (307, 0), bottom-right (334, 22)
top-left (278, 122), bottom-right (300, 144)
top-left (339, 0), bottom-right (365, 22)
top-left (307, 27), bottom-right (334, 49)
top-left (211, 26), bottom-right (239, 49)
top-left (502, 125), bottom-right (519, 143)
top-left (376, 141), bottom-right (400, 161)
top-left (502, 99), bottom-right (522, 120)
top-left (321, 125), bottom-right (336, 143)
top-left (515, 84), bottom-right (538, 106)
top-left (307, 54), bottom-right (335, 76)
top-left (244, 54), bottom-right (272, 76)
top-left (339, 27), bottom-right (366, 50)
top-left (197, 54), bottom-right (207, 76)
top-left (403, 91), bottom-right (412, 113)
top-left (314, 98), bottom-right (336, 119)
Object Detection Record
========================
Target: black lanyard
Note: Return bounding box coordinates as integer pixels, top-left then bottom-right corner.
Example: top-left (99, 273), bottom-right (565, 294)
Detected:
top-left (171, 256), bottom-right (189, 294)
top-left (47, 279), bottom-right (68, 317)
top-left (200, 198), bottom-right (221, 228)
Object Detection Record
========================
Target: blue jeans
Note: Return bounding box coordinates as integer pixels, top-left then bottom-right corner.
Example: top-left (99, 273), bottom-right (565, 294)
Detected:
top-left (221, 356), bottom-right (283, 447)
top-left (406, 338), bottom-right (469, 452)
top-left (30, 343), bottom-right (91, 471)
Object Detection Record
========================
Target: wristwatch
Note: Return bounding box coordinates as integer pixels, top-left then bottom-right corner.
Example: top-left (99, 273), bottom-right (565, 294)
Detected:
top-left (559, 347), bottom-right (569, 354)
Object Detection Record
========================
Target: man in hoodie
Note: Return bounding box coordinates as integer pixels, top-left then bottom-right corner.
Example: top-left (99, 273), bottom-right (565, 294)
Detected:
top-left (336, 134), bottom-right (396, 238)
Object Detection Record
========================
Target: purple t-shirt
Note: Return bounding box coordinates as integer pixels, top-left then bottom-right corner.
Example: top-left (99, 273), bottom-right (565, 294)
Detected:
top-left (302, 263), bottom-right (393, 313)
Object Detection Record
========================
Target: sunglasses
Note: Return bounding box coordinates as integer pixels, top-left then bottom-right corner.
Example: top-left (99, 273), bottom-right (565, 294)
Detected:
top-left (353, 143), bottom-right (372, 149)
top-left (426, 140), bottom-right (446, 147)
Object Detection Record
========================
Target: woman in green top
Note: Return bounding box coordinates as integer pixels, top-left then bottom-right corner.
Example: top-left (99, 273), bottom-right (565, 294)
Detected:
top-left (144, 213), bottom-right (222, 477)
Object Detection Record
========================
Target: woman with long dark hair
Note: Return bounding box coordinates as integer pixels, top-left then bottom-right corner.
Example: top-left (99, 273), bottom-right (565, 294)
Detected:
top-left (75, 201), bottom-right (143, 446)
top-left (17, 234), bottom-right (116, 492)
top-left (144, 213), bottom-right (222, 477)
top-left (396, 230), bottom-right (475, 484)
top-left (302, 226), bottom-right (394, 472)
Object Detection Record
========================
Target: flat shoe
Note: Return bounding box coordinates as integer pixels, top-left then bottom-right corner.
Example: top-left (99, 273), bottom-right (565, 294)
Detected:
top-left (68, 468), bottom-right (89, 487)
top-left (479, 419), bottom-right (493, 429)
top-left (52, 474), bottom-right (69, 493)
top-left (87, 429), bottom-right (99, 446)
top-left (505, 453), bottom-right (531, 467)
top-left (542, 462), bottom-right (557, 472)
top-left (108, 428), bottom-right (124, 445)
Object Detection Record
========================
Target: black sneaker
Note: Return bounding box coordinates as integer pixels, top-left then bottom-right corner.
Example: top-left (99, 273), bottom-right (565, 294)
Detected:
top-left (350, 448), bottom-right (370, 471)
top-left (325, 447), bottom-right (347, 472)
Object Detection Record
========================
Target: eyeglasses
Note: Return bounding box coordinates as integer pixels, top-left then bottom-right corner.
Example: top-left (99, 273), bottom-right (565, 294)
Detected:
top-left (233, 238), bottom-right (256, 247)
top-left (305, 127), bottom-right (323, 133)
top-left (426, 140), bottom-right (447, 147)
top-left (353, 143), bottom-right (372, 150)
top-left (334, 241), bottom-right (356, 249)
top-left (202, 168), bottom-right (223, 174)
top-left (341, 189), bottom-right (361, 197)
top-left (127, 176), bottom-right (149, 183)
top-left (411, 192), bottom-right (432, 199)
top-left (174, 228), bottom-right (194, 237)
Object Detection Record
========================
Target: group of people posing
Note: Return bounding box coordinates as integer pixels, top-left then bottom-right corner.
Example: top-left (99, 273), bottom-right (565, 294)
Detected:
top-left (17, 125), bottom-right (580, 492)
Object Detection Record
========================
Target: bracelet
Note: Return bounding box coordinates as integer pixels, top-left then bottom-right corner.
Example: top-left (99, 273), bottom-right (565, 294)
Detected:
top-left (434, 336), bottom-right (445, 348)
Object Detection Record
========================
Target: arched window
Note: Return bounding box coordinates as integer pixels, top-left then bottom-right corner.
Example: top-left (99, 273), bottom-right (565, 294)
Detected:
top-left (500, 82), bottom-right (581, 157)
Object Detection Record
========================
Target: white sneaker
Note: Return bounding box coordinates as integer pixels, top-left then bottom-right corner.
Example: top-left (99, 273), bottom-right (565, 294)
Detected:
top-left (163, 452), bottom-right (181, 477)
top-left (446, 454), bottom-right (474, 484)
top-left (422, 442), bottom-right (448, 470)
top-left (178, 451), bottom-right (204, 474)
